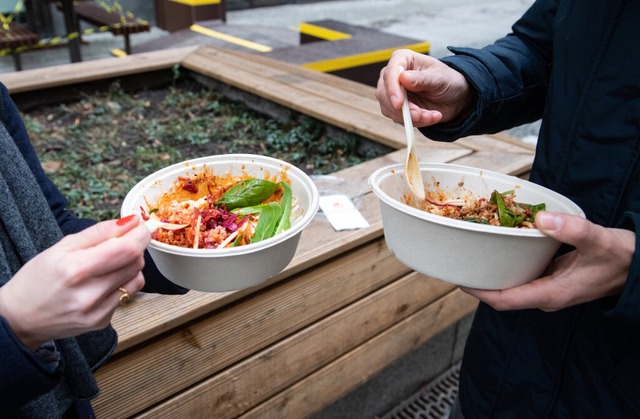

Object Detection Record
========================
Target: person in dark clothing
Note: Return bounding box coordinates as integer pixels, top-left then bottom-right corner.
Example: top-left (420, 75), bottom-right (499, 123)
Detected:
top-left (376, 0), bottom-right (640, 417)
top-left (0, 81), bottom-right (187, 417)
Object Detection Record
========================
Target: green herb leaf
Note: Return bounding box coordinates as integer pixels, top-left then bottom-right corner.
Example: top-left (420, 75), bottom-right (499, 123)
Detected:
top-left (215, 178), bottom-right (278, 210)
top-left (251, 202), bottom-right (282, 243)
top-left (463, 217), bottom-right (490, 224)
top-left (490, 190), bottom-right (524, 227)
top-left (232, 203), bottom-right (274, 216)
top-left (274, 182), bottom-right (293, 235)
top-left (520, 202), bottom-right (546, 222)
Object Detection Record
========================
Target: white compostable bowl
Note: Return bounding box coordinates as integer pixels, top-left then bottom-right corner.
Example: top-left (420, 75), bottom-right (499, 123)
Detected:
top-left (121, 154), bottom-right (319, 292)
top-left (369, 163), bottom-right (585, 290)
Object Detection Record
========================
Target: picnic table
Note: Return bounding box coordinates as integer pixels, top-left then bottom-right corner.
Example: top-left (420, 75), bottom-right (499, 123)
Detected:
top-left (1, 45), bottom-right (536, 417)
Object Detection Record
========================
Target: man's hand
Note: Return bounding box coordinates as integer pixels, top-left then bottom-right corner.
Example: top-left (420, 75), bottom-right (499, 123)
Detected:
top-left (461, 212), bottom-right (635, 311)
top-left (376, 49), bottom-right (476, 127)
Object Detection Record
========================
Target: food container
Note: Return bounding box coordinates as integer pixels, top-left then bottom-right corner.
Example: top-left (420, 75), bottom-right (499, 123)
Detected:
top-left (368, 162), bottom-right (585, 290)
top-left (121, 154), bottom-right (319, 292)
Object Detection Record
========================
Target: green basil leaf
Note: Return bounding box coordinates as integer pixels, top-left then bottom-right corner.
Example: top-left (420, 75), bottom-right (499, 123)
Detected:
top-left (215, 178), bottom-right (278, 210)
top-left (517, 202), bottom-right (546, 223)
top-left (487, 191), bottom-right (546, 227)
top-left (274, 182), bottom-right (293, 235)
top-left (251, 202), bottom-right (282, 243)
top-left (232, 203), bottom-right (274, 216)
top-left (491, 190), bottom-right (521, 227)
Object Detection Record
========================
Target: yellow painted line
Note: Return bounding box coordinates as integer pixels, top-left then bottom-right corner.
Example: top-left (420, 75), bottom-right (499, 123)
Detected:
top-left (299, 22), bottom-right (352, 41)
top-left (170, 0), bottom-right (220, 6)
top-left (111, 48), bottom-right (127, 57)
top-left (190, 24), bottom-right (273, 52)
top-left (302, 42), bottom-right (431, 73)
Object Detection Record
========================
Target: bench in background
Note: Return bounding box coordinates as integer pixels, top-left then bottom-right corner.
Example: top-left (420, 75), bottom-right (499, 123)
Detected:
top-left (58, 0), bottom-right (150, 55)
top-left (265, 20), bottom-right (431, 87)
top-left (0, 22), bottom-right (39, 71)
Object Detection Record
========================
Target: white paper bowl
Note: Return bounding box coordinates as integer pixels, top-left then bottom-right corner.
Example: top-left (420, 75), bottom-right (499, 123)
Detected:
top-left (121, 154), bottom-right (319, 292)
top-left (369, 163), bottom-right (585, 290)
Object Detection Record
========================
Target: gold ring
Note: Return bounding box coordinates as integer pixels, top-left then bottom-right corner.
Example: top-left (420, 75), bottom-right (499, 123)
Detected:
top-left (118, 287), bottom-right (130, 306)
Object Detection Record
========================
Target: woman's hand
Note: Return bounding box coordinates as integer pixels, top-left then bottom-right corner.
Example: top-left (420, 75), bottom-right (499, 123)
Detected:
top-left (0, 215), bottom-right (148, 349)
top-left (461, 212), bottom-right (635, 311)
top-left (375, 49), bottom-right (476, 127)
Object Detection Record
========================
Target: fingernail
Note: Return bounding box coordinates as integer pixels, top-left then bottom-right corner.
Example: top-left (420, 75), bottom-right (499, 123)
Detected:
top-left (116, 214), bottom-right (137, 226)
top-left (537, 212), bottom-right (562, 231)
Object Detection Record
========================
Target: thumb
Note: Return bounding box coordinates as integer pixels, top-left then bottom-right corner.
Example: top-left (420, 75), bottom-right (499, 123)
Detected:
top-left (535, 211), bottom-right (593, 248)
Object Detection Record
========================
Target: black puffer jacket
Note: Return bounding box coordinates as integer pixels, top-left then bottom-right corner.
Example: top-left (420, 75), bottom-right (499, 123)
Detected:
top-left (421, 0), bottom-right (640, 417)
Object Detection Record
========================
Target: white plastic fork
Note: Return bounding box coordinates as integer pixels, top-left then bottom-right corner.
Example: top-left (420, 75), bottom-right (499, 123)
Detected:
top-left (144, 218), bottom-right (189, 233)
top-left (400, 78), bottom-right (426, 201)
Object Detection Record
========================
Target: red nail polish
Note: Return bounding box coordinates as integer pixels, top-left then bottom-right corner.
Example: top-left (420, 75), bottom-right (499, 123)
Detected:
top-left (117, 214), bottom-right (137, 226)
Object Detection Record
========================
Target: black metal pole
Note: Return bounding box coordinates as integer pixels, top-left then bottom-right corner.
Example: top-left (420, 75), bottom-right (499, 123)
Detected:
top-left (61, 0), bottom-right (82, 62)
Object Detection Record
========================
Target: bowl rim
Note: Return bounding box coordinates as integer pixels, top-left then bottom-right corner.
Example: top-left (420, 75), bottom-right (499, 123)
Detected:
top-left (368, 162), bottom-right (585, 238)
top-left (121, 153), bottom-right (320, 257)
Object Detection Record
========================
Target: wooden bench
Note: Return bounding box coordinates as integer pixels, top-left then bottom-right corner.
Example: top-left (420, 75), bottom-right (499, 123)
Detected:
top-left (265, 20), bottom-right (431, 86)
top-left (1, 46), bottom-right (535, 417)
top-left (60, 0), bottom-right (150, 54)
top-left (0, 22), bottom-right (39, 71)
top-left (155, 0), bottom-right (226, 33)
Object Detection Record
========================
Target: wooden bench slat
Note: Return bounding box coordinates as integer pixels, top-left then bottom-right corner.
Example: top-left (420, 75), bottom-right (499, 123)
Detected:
top-left (135, 272), bottom-right (458, 418)
top-left (242, 290), bottom-right (476, 418)
top-left (1, 47), bottom-right (198, 93)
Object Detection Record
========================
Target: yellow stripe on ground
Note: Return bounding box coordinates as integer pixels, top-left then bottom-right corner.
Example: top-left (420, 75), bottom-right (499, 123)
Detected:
top-left (170, 0), bottom-right (220, 6)
top-left (299, 22), bottom-right (352, 41)
top-left (111, 48), bottom-right (127, 57)
top-left (301, 41), bottom-right (431, 73)
top-left (190, 25), bottom-right (273, 52)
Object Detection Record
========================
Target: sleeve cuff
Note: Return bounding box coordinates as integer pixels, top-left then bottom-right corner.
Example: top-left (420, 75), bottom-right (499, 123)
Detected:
top-left (0, 317), bottom-right (64, 408)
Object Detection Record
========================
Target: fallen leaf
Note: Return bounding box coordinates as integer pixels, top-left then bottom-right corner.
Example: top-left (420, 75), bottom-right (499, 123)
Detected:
top-left (41, 160), bottom-right (63, 172)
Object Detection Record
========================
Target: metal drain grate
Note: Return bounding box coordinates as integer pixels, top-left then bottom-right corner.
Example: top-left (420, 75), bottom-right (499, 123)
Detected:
top-left (382, 361), bottom-right (461, 419)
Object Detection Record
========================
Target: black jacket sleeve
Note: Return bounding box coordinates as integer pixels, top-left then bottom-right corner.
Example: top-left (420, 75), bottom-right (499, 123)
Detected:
top-left (419, 0), bottom-right (556, 141)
